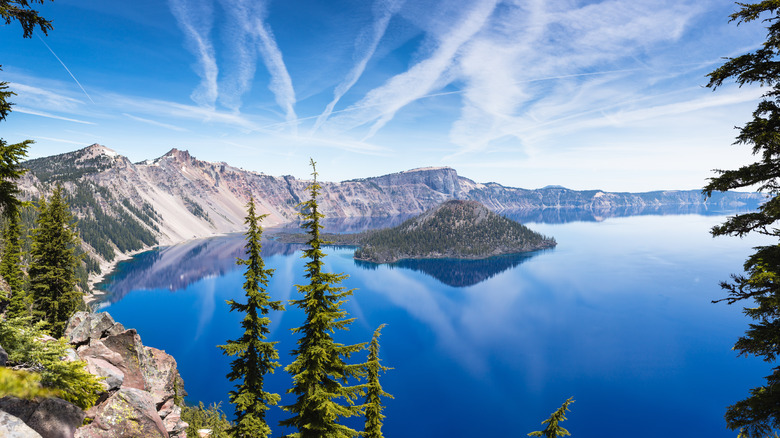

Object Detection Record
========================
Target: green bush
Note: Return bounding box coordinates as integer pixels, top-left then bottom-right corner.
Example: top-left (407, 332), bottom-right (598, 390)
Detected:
top-left (181, 401), bottom-right (233, 438)
top-left (0, 316), bottom-right (104, 409)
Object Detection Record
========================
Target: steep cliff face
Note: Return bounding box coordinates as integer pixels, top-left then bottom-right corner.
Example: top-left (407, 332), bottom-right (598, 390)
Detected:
top-left (18, 144), bottom-right (765, 278)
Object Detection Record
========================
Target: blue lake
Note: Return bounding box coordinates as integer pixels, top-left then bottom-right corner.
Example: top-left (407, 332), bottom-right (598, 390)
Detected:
top-left (96, 211), bottom-right (771, 437)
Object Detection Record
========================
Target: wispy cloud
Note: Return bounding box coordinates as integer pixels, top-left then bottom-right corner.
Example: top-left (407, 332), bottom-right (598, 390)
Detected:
top-left (447, 0), bottom-right (704, 155)
top-left (168, 0), bottom-right (219, 108)
top-left (26, 135), bottom-right (89, 146)
top-left (36, 34), bottom-right (95, 104)
top-left (108, 93), bottom-right (261, 131)
top-left (253, 14), bottom-right (298, 132)
top-left (123, 113), bottom-right (188, 131)
top-left (311, 0), bottom-right (405, 134)
top-left (14, 107), bottom-right (96, 125)
top-left (193, 0), bottom-right (297, 131)
top-left (323, 0), bottom-right (500, 139)
top-left (9, 82), bottom-right (85, 111)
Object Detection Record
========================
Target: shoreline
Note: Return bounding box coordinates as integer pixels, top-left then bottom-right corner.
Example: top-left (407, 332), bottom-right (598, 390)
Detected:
top-left (84, 231), bottom-right (237, 304)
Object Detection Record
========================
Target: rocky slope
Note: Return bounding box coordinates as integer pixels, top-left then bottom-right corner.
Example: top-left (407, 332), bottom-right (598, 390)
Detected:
top-left (18, 144), bottom-right (765, 282)
top-left (0, 311), bottom-right (187, 438)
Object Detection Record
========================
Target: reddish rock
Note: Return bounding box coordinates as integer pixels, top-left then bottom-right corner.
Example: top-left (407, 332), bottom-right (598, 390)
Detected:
top-left (100, 329), bottom-right (146, 391)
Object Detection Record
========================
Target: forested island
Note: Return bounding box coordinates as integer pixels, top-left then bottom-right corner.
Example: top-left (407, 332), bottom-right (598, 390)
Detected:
top-left (275, 200), bottom-right (556, 263)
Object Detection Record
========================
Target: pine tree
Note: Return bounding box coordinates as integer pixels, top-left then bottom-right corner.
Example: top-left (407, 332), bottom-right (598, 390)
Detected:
top-left (2, 210), bottom-right (28, 317)
top-left (528, 397), bottom-right (574, 438)
top-left (704, 2), bottom-right (780, 437)
top-left (218, 197), bottom-right (283, 438)
top-left (363, 324), bottom-right (392, 438)
top-left (280, 159), bottom-right (366, 438)
top-left (28, 185), bottom-right (82, 337)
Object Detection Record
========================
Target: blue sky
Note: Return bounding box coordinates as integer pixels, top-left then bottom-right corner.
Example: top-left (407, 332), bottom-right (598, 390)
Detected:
top-left (0, 0), bottom-right (769, 191)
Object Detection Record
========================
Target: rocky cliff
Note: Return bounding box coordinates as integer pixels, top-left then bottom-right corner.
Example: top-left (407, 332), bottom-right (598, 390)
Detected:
top-left (18, 144), bottom-right (765, 282)
top-left (0, 311), bottom-right (187, 438)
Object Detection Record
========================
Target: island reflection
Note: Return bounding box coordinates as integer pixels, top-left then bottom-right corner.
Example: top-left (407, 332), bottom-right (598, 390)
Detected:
top-left (354, 251), bottom-right (547, 288)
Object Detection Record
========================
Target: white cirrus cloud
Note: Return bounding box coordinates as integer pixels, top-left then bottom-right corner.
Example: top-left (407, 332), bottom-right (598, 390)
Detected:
top-left (168, 0), bottom-right (219, 108)
top-left (322, 0), bottom-right (500, 139)
top-left (311, 0), bottom-right (406, 134)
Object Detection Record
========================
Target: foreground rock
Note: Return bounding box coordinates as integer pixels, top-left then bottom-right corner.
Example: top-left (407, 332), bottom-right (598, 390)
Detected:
top-left (65, 311), bottom-right (188, 438)
top-left (0, 311), bottom-right (189, 437)
top-left (0, 409), bottom-right (42, 438)
top-left (0, 396), bottom-right (85, 438)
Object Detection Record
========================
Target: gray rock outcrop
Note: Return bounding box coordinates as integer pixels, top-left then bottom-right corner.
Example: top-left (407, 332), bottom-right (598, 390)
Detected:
top-left (64, 311), bottom-right (187, 438)
top-left (0, 410), bottom-right (43, 438)
top-left (0, 396), bottom-right (85, 438)
top-left (75, 388), bottom-right (168, 438)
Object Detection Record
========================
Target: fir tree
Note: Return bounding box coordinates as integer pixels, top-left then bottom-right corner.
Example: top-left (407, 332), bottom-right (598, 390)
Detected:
top-left (28, 185), bottom-right (82, 337)
top-left (218, 197), bottom-right (283, 438)
top-left (280, 159), bottom-right (366, 438)
top-left (528, 397), bottom-right (574, 438)
top-left (704, 2), bottom-right (780, 436)
top-left (2, 210), bottom-right (28, 317)
top-left (363, 324), bottom-right (392, 438)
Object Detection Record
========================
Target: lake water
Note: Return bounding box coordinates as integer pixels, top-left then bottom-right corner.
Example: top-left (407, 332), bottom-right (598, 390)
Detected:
top-left (96, 210), bottom-right (772, 437)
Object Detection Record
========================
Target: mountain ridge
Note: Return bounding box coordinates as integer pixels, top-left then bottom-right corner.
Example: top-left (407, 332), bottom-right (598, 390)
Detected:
top-left (17, 144), bottom-right (765, 285)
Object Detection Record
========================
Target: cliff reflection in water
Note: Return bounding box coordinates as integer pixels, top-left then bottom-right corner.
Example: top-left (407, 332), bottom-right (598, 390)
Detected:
top-left (95, 234), bottom-right (304, 305)
top-left (501, 202), bottom-right (763, 224)
top-left (354, 250), bottom-right (546, 288)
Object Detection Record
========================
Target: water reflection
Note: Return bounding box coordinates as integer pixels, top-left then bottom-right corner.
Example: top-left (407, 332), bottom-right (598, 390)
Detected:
top-left (501, 202), bottom-right (763, 224)
top-left (95, 234), bottom-right (304, 304)
top-left (354, 250), bottom-right (548, 287)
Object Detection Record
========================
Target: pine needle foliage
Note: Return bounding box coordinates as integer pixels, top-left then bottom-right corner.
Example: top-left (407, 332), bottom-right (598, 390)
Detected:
top-left (218, 197), bottom-right (284, 438)
top-left (29, 185), bottom-right (82, 337)
top-left (181, 401), bottom-right (233, 438)
top-left (0, 367), bottom-right (57, 400)
top-left (280, 159), bottom-right (366, 438)
top-left (704, 2), bottom-right (780, 436)
top-left (0, 0), bottom-right (53, 38)
top-left (363, 324), bottom-right (393, 438)
top-left (0, 316), bottom-right (103, 409)
top-left (2, 210), bottom-right (29, 318)
top-left (528, 397), bottom-right (574, 438)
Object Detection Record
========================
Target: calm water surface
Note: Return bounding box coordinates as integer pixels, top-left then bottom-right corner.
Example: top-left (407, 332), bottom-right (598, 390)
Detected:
top-left (97, 212), bottom-right (770, 437)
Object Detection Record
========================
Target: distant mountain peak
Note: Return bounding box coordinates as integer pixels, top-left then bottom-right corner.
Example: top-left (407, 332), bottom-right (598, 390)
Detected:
top-left (401, 166), bottom-right (454, 174)
top-left (81, 143), bottom-right (119, 159)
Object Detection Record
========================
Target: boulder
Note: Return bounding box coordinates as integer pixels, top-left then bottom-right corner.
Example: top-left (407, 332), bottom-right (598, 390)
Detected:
top-left (161, 404), bottom-right (188, 438)
top-left (75, 388), bottom-right (169, 438)
top-left (100, 329), bottom-right (146, 391)
top-left (0, 396), bottom-right (39, 422)
top-left (26, 397), bottom-right (86, 438)
top-left (0, 410), bottom-right (42, 438)
top-left (141, 346), bottom-right (180, 408)
top-left (0, 396), bottom-right (85, 438)
top-left (83, 356), bottom-right (124, 391)
top-left (65, 312), bottom-right (125, 346)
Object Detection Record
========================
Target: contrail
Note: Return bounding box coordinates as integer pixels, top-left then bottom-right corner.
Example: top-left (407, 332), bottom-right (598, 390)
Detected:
top-left (37, 34), bottom-right (95, 104)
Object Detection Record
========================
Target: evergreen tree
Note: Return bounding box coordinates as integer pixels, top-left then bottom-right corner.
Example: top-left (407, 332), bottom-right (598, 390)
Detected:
top-left (363, 324), bottom-right (392, 438)
top-left (704, 2), bottom-right (780, 437)
top-left (0, 0), bottom-right (53, 39)
top-left (528, 397), bottom-right (574, 438)
top-left (28, 185), bottom-right (81, 337)
top-left (2, 210), bottom-right (28, 317)
top-left (280, 159), bottom-right (366, 438)
top-left (218, 197), bottom-right (284, 438)
top-left (0, 0), bottom-right (52, 217)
